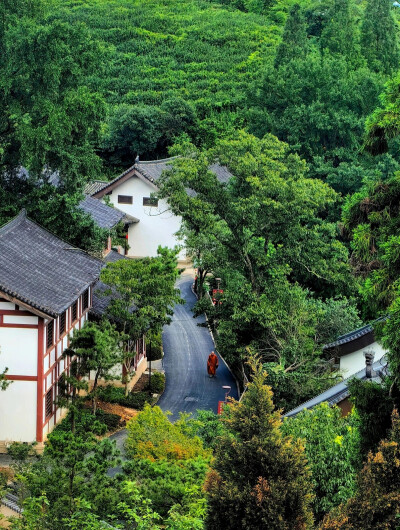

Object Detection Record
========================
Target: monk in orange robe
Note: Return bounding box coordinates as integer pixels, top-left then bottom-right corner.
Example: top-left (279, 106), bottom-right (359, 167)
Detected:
top-left (207, 351), bottom-right (219, 378)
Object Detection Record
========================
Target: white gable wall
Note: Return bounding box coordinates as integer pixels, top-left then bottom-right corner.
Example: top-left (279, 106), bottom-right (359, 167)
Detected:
top-left (0, 381), bottom-right (37, 442)
top-left (107, 177), bottom-right (184, 258)
top-left (0, 327), bottom-right (38, 376)
top-left (340, 340), bottom-right (387, 378)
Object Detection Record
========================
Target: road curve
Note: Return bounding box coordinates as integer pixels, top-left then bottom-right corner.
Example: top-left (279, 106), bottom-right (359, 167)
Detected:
top-left (157, 271), bottom-right (239, 421)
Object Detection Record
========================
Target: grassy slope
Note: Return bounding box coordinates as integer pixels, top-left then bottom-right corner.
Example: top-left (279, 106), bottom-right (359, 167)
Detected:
top-left (52, 0), bottom-right (279, 121)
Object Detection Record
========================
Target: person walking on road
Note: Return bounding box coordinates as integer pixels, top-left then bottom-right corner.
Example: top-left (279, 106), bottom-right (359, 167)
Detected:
top-left (207, 351), bottom-right (219, 378)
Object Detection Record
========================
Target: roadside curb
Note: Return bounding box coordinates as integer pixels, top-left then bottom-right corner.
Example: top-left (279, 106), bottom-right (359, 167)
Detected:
top-left (190, 282), bottom-right (241, 399)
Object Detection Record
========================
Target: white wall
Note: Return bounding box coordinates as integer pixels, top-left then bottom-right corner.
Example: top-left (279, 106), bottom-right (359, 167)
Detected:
top-left (0, 327), bottom-right (38, 376)
top-left (107, 177), bottom-right (184, 258)
top-left (0, 381), bottom-right (37, 442)
top-left (340, 341), bottom-right (387, 377)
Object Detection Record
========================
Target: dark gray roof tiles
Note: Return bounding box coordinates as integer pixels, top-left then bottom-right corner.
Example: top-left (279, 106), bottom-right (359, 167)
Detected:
top-left (0, 210), bottom-right (103, 317)
top-left (84, 180), bottom-right (108, 195)
top-left (90, 281), bottom-right (111, 320)
top-left (88, 157), bottom-right (234, 196)
top-left (208, 163), bottom-right (233, 184)
top-left (135, 158), bottom-right (177, 183)
top-left (323, 316), bottom-right (387, 350)
top-left (284, 356), bottom-right (387, 418)
top-left (79, 196), bottom-right (125, 229)
top-left (104, 250), bottom-right (126, 263)
top-left (90, 251), bottom-right (125, 318)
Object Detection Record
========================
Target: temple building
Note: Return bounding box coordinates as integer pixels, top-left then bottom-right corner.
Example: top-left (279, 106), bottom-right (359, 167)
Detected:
top-left (0, 210), bottom-right (146, 450)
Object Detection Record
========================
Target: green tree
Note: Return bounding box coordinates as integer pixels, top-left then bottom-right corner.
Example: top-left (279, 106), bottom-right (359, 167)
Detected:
top-left (101, 104), bottom-right (165, 167)
top-left (347, 377), bottom-right (394, 455)
top-left (0, 348), bottom-right (10, 391)
top-left (205, 358), bottom-right (314, 529)
top-left (159, 132), bottom-right (351, 408)
top-left (63, 321), bottom-right (122, 415)
top-left (10, 430), bottom-right (120, 529)
top-left (342, 174), bottom-right (400, 313)
top-left (125, 405), bottom-right (210, 527)
top-left (282, 403), bottom-right (361, 520)
top-left (0, 2), bottom-right (105, 188)
top-left (365, 73), bottom-right (400, 155)
top-left (320, 0), bottom-right (361, 65)
top-left (274, 4), bottom-right (309, 67)
top-left (320, 409), bottom-right (400, 529)
top-left (360, 0), bottom-right (399, 75)
top-left (249, 53), bottom-right (383, 194)
top-left (100, 247), bottom-right (182, 393)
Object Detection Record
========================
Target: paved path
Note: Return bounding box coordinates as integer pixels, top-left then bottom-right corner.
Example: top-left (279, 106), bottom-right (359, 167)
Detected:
top-left (157, 271), bottom-right (238, 421)
top-left (110, 270), bottom-right (238, 476)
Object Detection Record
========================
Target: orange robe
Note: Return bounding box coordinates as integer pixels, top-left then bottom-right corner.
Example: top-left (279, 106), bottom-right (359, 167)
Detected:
top-left (207, 353), bottom-right (219, 376)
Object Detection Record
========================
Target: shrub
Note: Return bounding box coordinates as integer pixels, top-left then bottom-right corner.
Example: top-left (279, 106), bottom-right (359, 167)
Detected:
top-left (54, 408), bottom-right (121, 435)
top-left (98, 385), bottom-right (153, 410)
top-left (149, 372), bottom-right (165, 394)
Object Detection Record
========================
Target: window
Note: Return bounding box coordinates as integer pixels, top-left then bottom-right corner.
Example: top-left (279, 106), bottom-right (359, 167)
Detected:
top-left (47, 320), bottom-right (54, 349)
top-left (58, 373), bottom-right (67, 397)
top-left (59, 311), bottom-right (66, 335)
top-left (45, 388), bottom-right (53, 418)
top-left (82, 289), bottom-right (89, 310)
top-left (72, 301), bottom-right (78, 322)
top-left (118, 195), bottom-right (133, 204)
top-left (143, 197), bottom-right (158, 207)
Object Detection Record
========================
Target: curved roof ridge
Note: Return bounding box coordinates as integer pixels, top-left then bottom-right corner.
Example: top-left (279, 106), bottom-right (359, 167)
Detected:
top-left (137, 156), bottom-right (179, 164)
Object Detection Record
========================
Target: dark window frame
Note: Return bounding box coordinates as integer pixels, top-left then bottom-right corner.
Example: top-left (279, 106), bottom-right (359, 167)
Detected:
top-left (71, 301), bottom-right (78, 323)
top-left (45, 388), bottom-right (53, 419)
top-left (143, 197), bottom-right (159, 207)
top-left (118, 195), bottom-right (133, 204)
top-left (59, 311), bottom-right (66, 336)
top-left (82, 289), bottom-right (89, 311)
top-left (47, 320), bottom-right (54, 349)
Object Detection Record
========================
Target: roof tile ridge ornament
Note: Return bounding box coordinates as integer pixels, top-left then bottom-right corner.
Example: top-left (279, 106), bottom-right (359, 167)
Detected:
top-left (0, 208), bottom-right (29, 237)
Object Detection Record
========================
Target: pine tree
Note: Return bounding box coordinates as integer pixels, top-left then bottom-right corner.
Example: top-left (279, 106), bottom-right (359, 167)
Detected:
top-left (320, 0), bottom-right (361, 65)
top-left (205, 358), bottom-right (314, 530)
top-left (274, 4), bottom-right (309, 67)
top-left (360, 0), bottom-right (399, 75)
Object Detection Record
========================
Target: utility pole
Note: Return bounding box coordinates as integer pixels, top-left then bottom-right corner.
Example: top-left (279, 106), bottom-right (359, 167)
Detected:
top-left (148, 340), bottom-right (152, 395)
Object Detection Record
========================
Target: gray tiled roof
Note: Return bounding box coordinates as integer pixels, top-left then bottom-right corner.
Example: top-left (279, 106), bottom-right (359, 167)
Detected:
top-left (135, 158), bottom-right (177, 183)
top-left (91, 251), bottom-right (126, 319)
top-left (0, 210), bottom-right (103, 317)
top-left (89, 157), bottom-right (234, 196)
top-left (323, 316), bottom-right (387, 351)
top-left (84, 180), bottom-right (108, 195)
top-left (284, 356), bottom-right (387, 418)
top-left (79, 196), bottom-right (125, 229)
top-left (104, 250), bottom-right (126, 263)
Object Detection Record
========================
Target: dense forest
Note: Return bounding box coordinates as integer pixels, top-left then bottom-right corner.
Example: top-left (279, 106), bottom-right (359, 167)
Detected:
top-left (3, 0), bottom-right (400, 527)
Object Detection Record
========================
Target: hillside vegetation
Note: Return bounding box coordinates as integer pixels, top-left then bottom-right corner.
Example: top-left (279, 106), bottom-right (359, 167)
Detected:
top-left (52, 0), bottom-right (280, 161)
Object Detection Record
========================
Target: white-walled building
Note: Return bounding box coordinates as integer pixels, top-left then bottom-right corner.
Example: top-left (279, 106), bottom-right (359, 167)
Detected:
top-left (0, 210), bottom-right (147, 450)
top-left (0, 210), bottom-right (103, 448)
top-left (285, 321), bottom-right (388, 419)
top-left (323, 321), bottom-right (387, 378)
top-left (88, 158), bottom-right (233, 259)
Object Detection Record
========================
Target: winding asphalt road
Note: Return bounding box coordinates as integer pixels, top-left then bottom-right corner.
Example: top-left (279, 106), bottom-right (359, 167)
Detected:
top-left (158, 271), bottom-right (239, 420)
top-left (108, 270), bottom-right (238, 467)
